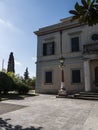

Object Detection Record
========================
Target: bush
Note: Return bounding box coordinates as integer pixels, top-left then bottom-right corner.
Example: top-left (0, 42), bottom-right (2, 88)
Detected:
top-left (7, 72), bottom-right (30, 94)
top-left (0, 72), bottom-right (14, 94)
top-left (7, 72), bottom-right (24, 84)
top-left (23, 77), bottom-right (36, 90)
top-left (16, 82), bottom-right (29, 94)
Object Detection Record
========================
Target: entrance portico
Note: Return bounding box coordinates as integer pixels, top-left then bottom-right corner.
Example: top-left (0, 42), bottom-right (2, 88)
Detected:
top-left (84, 58), bottom-right (98, 92)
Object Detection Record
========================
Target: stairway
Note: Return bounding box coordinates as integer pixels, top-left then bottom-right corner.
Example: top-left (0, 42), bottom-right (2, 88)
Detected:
top-left (68, 92), bottom-right (98, 100)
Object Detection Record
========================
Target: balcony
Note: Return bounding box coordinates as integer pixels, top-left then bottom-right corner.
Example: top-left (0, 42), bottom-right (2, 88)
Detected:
top-left (83, 43), bottom-right (98, 54)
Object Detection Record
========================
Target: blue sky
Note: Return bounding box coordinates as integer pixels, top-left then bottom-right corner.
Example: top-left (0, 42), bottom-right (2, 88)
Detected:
top-left (0, 0), bottom-right (80, 77)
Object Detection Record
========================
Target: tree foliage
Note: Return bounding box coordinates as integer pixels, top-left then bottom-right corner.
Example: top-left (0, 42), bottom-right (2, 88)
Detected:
top-left (0, 70), bottom-right (35, 95)
top-left (7, 52), bottom-right (15, 73)
top-left (7, 72), bottom-right (30, 94)
top-left (16, 82), bottom-right (29, 94)
top-left (0, 72), bottom-right (14, 94)
top-left (23, 77), bottom-right (36, 90)
top-left (69, 0), bottom-right (98, 26)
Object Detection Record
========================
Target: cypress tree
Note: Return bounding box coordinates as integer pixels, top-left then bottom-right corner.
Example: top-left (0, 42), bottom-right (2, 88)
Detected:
top-left (7, 52), bottom-right (15, 73)
top-left (24, 67), bottom-right (29, 80)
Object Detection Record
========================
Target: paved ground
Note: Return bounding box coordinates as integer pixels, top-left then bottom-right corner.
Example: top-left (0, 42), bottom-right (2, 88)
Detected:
top-left (0, 94), bottom-right (98, 130)
top-left (0, 103), bottom-right (26, 115)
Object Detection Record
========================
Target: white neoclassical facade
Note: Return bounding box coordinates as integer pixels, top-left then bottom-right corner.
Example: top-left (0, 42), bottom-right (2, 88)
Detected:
top-left (35, 17), bottom-right (98, 94)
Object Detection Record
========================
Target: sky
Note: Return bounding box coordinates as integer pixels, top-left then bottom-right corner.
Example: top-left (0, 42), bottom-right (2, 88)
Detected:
top-left (0, 0), bottom-right (81, 78)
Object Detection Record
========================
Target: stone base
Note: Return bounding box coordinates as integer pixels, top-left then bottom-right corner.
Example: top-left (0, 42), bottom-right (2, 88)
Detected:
top-left (56, 88), bottom-right (67, 98)
top-left (56, 95), bottom-right (67, 98)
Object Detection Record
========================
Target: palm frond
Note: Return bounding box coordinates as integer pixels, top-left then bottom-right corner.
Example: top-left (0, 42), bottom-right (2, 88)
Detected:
top-left (90, 0), bottom-right (96, 7)
top-left (81, 0), bottom-right (88, 8)
top-left (96, 0), bottom-right (98, 3)
top-left (69, 10), bottom-right (79, 15)
top-left (87, 0), bottom-right (91, 5)
top-left (69, 0), bottom-right (98, 26)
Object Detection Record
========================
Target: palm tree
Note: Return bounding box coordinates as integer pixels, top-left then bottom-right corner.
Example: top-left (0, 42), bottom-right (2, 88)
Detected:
top-left (69, 0), bottom-right (98, 26)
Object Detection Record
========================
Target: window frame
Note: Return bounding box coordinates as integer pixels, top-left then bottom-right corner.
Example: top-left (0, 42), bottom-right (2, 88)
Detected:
top-left (43, 41), bottom-right (55, 56)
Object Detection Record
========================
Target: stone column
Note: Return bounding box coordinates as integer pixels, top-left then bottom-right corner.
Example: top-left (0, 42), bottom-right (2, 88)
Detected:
top-left (84, 60), bottom-right (91, 91)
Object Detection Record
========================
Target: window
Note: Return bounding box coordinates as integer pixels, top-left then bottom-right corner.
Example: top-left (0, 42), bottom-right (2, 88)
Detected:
top-left (45, 71), bottom-right (52, 83)
top-left (71, 37), bottom-right (79, 52)
top-left (43, 42), bottom-right (55, 56)
top-left (72, 69), bottom-right (81, 83)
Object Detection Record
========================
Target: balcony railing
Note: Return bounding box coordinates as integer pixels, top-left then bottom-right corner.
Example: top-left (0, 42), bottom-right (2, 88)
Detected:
top-left (83, 43), bottom-right (98, 54)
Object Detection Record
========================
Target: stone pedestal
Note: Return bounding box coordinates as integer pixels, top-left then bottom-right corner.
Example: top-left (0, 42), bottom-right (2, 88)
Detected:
top-left (58, 88), bottom-right (67, 96)
top-left (56, 83), bottom-right (67, 98)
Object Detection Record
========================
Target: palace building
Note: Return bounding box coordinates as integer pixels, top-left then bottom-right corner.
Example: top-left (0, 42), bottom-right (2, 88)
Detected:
top-left (34, 17), bottom-right (98, 94)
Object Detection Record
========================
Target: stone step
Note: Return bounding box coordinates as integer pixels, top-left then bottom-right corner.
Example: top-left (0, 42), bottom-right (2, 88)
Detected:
top-left (74, 94), bottom-right (98, 97)
top-left (79, 92), bottom-right (98, 95)
top-left (75, 96), bottom-right (98, 100)
top-left (68, 92), bottom-right (98, 100)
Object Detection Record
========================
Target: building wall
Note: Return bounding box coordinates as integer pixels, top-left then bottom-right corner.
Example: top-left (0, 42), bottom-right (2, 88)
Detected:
top-left (36, 60), bottom-right (84, 94)
top-left (36, 60), bottom-right (60, 94)
top-left (35, 19), bottom-right (98, 94)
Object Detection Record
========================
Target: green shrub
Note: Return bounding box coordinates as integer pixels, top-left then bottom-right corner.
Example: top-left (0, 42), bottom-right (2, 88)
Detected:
top-left (0, 72), bottom-right (14, 94)
top-left (23, 77), bottom-right (36, 90)
top-left (16, 82), bottom-right (29, 94)
top-left (7, 72), bottom-right (24, 84)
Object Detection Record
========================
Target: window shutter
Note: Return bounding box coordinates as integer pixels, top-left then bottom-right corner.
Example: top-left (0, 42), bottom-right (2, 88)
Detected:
top-left (45, 71), bottom-right (52, 83)
top-left (43, 44), bottom-right (47, 56)
top-left (72, 70), bottom-right (80, 83)
top-left (71, 37), bottom-right (79, 52)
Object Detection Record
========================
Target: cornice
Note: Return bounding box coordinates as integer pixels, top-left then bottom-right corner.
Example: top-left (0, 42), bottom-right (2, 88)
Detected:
top-left (34, 18), bottom-right (86, 36)
top-left (36, 56), bottom-right (83, 64)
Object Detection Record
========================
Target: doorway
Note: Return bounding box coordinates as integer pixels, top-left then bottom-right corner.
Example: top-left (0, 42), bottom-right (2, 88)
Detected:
top-left (95, 67), bottom-right (98, 84)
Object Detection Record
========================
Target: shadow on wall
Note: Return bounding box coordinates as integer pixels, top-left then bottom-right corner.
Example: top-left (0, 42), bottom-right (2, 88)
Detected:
top-left (0, 118), bottom-right (43, 130)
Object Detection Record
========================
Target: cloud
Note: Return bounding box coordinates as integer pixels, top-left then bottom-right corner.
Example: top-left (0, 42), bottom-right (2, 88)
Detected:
top-left (0, 18), bottom-right (5, 24)
top-left (32, 57), bottom-right (37, 62)
top-left (15, 60), bottom-right (22, 66)
top-left (0, 18), bottom-right (22, 33)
